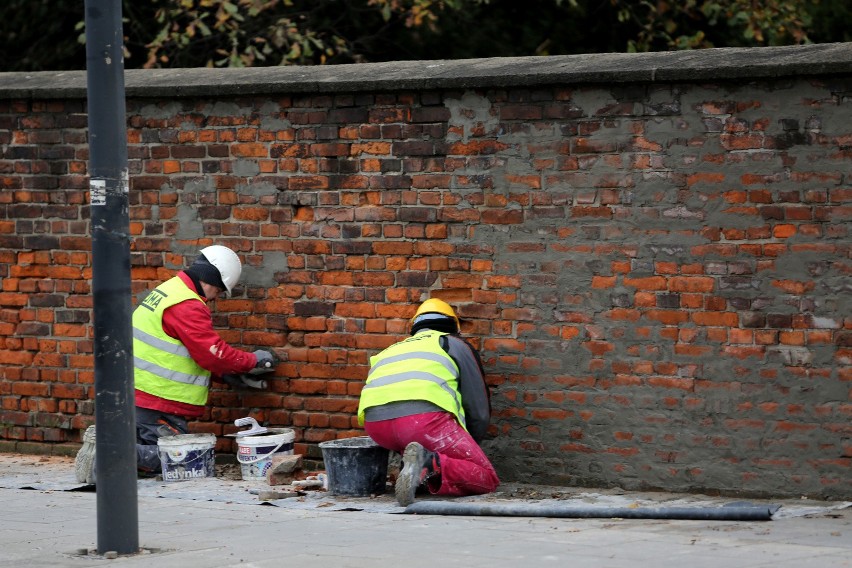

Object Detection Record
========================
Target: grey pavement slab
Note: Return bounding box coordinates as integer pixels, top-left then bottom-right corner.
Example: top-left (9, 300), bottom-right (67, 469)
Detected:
top-left (0, 453), bottom-right (849, 568)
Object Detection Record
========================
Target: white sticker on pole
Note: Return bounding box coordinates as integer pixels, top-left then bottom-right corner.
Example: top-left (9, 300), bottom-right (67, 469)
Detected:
top-left (90, 179), bottom-right (106, 206)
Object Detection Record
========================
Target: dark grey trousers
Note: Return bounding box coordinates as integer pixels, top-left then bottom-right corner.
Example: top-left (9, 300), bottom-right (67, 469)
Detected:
top-left (136, 407), bottom-right (189, 472)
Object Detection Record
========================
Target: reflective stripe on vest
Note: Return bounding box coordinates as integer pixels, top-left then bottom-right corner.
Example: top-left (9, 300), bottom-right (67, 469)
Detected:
top-left (357, 330), bottom-right (465, 429)
top-left (132, 276), bottom-right (211, 406)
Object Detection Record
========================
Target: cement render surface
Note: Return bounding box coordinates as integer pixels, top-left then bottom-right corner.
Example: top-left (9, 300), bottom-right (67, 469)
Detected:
top-left (1, 453), bottom-right (849, 568)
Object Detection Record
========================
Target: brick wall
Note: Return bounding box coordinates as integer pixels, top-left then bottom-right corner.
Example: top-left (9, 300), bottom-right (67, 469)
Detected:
top-left (0, 45), bottom-right (850, 499)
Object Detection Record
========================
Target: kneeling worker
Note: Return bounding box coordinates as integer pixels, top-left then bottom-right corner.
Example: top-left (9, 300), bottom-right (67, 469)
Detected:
top-left (75, 244), bottom-right (274, 483)
top-left (357, 298), bottom-right (499, 506)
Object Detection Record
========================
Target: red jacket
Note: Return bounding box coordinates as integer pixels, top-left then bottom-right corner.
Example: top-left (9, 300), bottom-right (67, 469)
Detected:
top-left (135, 271), bottom-right (257, 418)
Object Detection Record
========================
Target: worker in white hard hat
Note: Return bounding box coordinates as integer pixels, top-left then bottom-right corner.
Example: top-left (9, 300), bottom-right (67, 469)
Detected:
top-left (357, 298), bottom-right (499, 506)
top-left (74, 245), bottom-right (275, 483)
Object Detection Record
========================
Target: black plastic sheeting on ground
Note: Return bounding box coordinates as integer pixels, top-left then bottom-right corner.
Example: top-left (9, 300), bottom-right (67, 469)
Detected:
top-left (405, 501), bottom-right (782, 521)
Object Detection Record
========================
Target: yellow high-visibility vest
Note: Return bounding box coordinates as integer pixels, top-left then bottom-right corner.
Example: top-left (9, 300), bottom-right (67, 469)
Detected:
top-left (132, 276), bottom-right (211, 406)
top-left (358, 330), bottom-right (466, 429)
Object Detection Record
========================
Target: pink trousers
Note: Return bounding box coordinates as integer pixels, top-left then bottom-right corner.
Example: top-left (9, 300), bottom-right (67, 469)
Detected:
top-left (365, 411), bottom-right (500, 497)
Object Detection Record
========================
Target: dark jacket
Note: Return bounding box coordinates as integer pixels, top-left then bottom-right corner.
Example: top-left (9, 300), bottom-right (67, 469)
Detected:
top-left (441, 334), bottom-right (491, 442)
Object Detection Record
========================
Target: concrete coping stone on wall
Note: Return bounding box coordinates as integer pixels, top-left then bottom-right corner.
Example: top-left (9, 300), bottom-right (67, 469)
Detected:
top-left (0, 42), bottom-right (850, 100)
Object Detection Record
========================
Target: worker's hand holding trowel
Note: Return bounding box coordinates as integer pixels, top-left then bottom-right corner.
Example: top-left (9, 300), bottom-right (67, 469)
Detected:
top-left (249, 349), bottom-right (277, 375)
top-left (222, 349), bottom-right (277, 390)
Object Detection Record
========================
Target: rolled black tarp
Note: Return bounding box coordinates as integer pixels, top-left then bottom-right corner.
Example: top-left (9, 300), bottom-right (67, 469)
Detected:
top-left (404, 501), bottom-right (781, 521)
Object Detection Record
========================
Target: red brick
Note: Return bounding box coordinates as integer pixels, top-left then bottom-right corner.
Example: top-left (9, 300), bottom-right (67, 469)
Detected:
top-left (668, 276), bottom-right (715, 293)
top-left (231, 143), bottom-right (267, 157)
top-left (692, 312), bottom-right (739, 327)
top-left (771, 279), bottom-right (815, 294)
top-left (605, 308), bottom-right (640, 321)
top-left (646, 310), bottom-right (689, 325)
top-left (624, 276), bottom-right (667, 291)
top-left (583, 341), bottom-right (614, 356)
top-left (592, 276), bottom-right (616, 289)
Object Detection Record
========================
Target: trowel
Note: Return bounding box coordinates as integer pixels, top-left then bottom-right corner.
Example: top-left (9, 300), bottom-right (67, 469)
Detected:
top-left (222, 374), bottom-right (268, 390)
top-left (230, 417), bottom-right (269, 438)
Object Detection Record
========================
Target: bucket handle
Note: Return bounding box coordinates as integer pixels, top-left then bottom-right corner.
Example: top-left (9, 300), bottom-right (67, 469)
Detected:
top-left (165, 447), bottom-right (213, 466)
top-left (237, 438), bottom-right (290, 465)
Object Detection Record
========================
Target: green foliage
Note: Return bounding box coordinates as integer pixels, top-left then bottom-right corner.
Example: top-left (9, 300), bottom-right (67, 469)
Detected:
top-left (808, 0), bottom-right (852, 43)
top-left (142, 0), bottom-right (339, 67)
top-left (0, 0), bottom-right (847, 71)
top-left (612, 0), bottom-right (817, 52)
top-left (0, 0), bottom-right (86, 71)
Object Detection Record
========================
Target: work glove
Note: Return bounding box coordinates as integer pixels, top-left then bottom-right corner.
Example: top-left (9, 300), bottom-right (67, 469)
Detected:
top-left (249, 349), bottom-right (276, 375)
top-left (222, 373), bottom-right (268, 390)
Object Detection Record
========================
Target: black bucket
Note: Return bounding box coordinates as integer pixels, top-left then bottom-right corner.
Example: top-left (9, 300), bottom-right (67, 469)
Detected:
top-left (318, 436), bottom-right (389, 496)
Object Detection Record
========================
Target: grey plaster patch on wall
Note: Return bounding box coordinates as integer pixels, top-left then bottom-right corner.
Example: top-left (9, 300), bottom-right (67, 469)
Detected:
top-left (205, 101), bottom-right (244, 117)
top-left (568, 88), bottom-right (617, 119)
top-left (773, 253), bottom-right (821, 281)
top-left (233, 160), bottom-right (261, 177)
top-left (260, 116), bottom-right (291, 131)
top-left (810, 102), bottom-right (852, 138)
top-left (703, 202), bottom-right (761, 231)
top-left (445, 91), bottom-right (499, 142)
top-left (644, 114), bottom-right (694, 143)
top-left (642, 85), bottom-right (683, 116)
top-left (179, 118), bottom-right (200, 132)
top-left (174, 203), bottom-right (205, 241)
top-left (556, 264), bottom-right (594, 295)
top-left (139, 101), bottom-right (184, 119)
top-left (184, 177), bottom-right (218, 194)
top-left (630, 173), bottom-right (680, 206)
top-left (242, 251), bottom-right (288, 289)
top-left (171, 183), bottom-right (210, 242)
top-left (767, 346), bottom-right (814, 366)
top-left (258, 100), bottom-right (282, 114)
top-left (500, 155), bottom-right (538, 179)
top-left (469, 222), bottom-right (514, 245)
top-left (237, 180), bottom-right (279, 197)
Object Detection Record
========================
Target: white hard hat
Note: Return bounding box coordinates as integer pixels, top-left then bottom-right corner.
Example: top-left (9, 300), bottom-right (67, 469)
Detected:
top-left (199, 245), bottom-right (242, 295)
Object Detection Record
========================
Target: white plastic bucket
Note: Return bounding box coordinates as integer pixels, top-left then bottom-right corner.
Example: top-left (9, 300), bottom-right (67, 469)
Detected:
top-left (236, 428), bottom-right (295, 480)
top-left (157, 433), bottom-right (216, 482)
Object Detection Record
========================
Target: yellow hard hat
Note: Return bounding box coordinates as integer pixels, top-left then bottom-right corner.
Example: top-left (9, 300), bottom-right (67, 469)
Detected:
top-left (411, 298), bottom-right (460, 331)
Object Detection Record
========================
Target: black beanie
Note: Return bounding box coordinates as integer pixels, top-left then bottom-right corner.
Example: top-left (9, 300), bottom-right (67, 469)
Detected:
top-left (185, 254), bottom-right (226, 291)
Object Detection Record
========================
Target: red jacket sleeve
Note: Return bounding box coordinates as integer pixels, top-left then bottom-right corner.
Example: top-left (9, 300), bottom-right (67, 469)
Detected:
top-left (161, 283), bottom-right (257, 376)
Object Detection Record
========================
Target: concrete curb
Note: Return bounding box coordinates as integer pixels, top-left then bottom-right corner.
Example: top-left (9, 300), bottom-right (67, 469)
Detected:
top-left (0, 43), bottom-right (850, 99)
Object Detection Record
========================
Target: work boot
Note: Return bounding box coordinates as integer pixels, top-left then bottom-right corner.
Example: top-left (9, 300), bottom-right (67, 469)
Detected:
top-left (395, 442), bottom-right (433, 507)
top-left (421, 453), bottom-right (441, 491)
top-left (74, 425), bottom-right (97, 484)
top-left (385, 450), bottom-right (403, 487)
